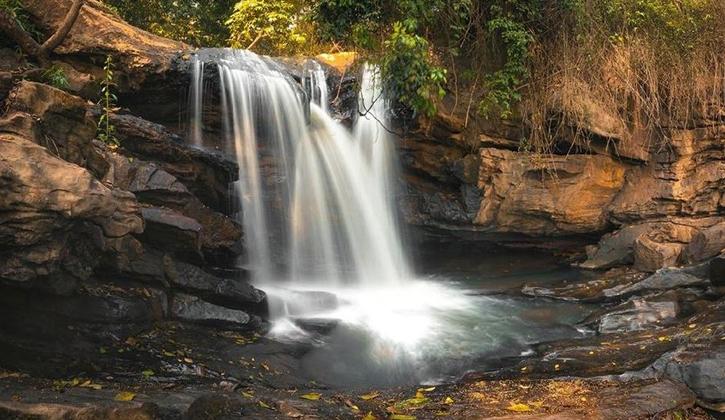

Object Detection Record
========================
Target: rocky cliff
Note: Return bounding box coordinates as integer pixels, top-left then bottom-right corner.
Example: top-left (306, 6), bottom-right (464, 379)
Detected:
top-left (400, 91), bottom-right (724, 273)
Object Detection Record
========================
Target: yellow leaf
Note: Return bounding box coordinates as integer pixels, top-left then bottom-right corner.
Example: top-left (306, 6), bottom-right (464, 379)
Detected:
top-left (300, 393), bottom-right (321, 401)
top-left (415, 391), bottom-right (425, 399)
top-left (361, 391), bottom-right (380, 400)
top-left (259, 400), bottom-right (272, 409)
top-left (114, 391), bottom-right (136, 402)
top-left (241, 391), bottom-right (254, 398)
top-left (507, 403), bottom-right (531, 412)
top-left (443, 397), bottom-right (454, 405)
top-left (362, 412), bottom-right (377, 420)
top-left (390, 415), bottom-right (416, 420)
top-left (417, 387), bottom-right (435, 392)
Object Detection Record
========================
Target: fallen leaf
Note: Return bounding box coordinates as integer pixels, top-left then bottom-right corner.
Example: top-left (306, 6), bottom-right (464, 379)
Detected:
top-left (390, 415), bottom-right (416, 420)
top-left (241, 391), bottom-right (254, 398)
top-left (362, 412), bottom-right (377, 420)
top-left (344, 399), bottom-right (359, 411)
top-left (361, 391), bottom-right (380, 400)
top-left (114, 391), bottom-right (136, 402)
top-left (417, 387), bottom-right (435, 392)
top-left (259, 400), bottom-right (272, 409)
top-left (141, 370), bottom-right (155, 378)
top-left (507, 403), bottom-right (532, 412)
top-left (443, 397), bottom-right (454, 405)
top-left (300, 393), bottom-right (321, 401)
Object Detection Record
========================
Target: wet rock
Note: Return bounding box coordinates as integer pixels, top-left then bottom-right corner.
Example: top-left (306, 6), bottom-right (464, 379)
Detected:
top-left (166, 260), bottom-right (266, 312)
top-left (171, 293), bottom-right (256, 330)
top-left (661, 344), bottom-right (725, 404)
top-left (522, 267), bottom-right (648, 303)
top-left (475, 149), bottom-right (626, 236)
top-left (0, 134), bottom-right (143, 289)
top-left (140, 206), bottom-right (203, 261)
top-left (0, 401), bottom-right (163, 420)
top-left (603, 267), bottom-right (709, 298)
top-left (711, 254), bottom-right (725, 286)
top-left (579, 224), bottom-right (652, 269)
top-left (109, 111), bottom-right (238, 213)
top-left (596, 298), bottom-right (679, 334)
top-left (598, 379), bottom-right (695, 419)
top-left (100, 147), bottom-right (242, 265)
top-left (293, 318), bottom-right (339, 335)
top-left (184, 393), bottom-right (248, 420)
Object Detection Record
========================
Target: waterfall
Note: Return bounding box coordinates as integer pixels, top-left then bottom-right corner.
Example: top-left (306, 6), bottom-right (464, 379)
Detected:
top-left (189, 49), bottom-right (409, 290)
top-left (189, 55), bottom-right (204, 148)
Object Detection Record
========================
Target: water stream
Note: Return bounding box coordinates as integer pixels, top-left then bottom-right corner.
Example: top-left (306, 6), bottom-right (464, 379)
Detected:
top-left (188, 49), bottom-right (591, 386)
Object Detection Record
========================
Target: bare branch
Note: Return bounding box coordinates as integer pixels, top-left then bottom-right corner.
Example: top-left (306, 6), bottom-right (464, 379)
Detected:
top-left (0, 9), bottom-right (42, 57)
top-left (40, 0), bottom-right (84, 55)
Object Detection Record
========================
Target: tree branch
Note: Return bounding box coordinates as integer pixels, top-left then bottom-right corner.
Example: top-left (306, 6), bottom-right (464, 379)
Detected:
top-left (0, 10), bottom-right (42, 57)
top-left (0, 0), bottom-right (84, 61)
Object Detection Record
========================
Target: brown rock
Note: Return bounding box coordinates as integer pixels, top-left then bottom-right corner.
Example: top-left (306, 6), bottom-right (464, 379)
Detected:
top-left (21, 0), bottom-right (188, 90)
top-left (0, 134), bottom-right (143, 290)
top-left (475, 149), bottom-right (625, 236)
top-left (633, 234), bottom-right (684, 272)
top-left (684, 221), bottom-right (725, 263)
top-left (0, 81), bottom-right (107, 178)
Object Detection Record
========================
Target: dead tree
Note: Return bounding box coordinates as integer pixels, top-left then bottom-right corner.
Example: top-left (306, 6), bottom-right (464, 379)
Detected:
top-left (0, 0), bottom-right (84, 63)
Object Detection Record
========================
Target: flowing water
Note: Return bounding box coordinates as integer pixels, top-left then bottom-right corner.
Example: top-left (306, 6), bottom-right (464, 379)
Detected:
top-left (188, 49), bottom-right (591, 387)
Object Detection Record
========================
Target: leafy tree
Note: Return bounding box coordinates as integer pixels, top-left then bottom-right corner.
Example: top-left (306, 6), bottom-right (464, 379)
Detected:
top-left (381, 19), bottom-right (446, 118)
top-left (226, 0), bottom-right (307, 55)
top-left (104, 0), bottom-right (235, 47)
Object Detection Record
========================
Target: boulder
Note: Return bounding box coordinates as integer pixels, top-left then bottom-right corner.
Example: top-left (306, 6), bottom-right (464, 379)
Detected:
top-left (170, 293), bottom-right (256, 330)
top-left (107, 111), bottom-right (238, 213)
top-left (166, 260), bottom-right (265, 312)
top-left (662, 344), bottom-right (725, 404)
top-left (597, 298), bottom-right (679, 334)
top-left (0, 134), bottom-right (143, 290)
top-left (475, 149), bottom-right (625, 236)
top-left (580, 224), bottom-right (654, 270)
top-left (140, 206), bottom-right (203, 261)
top-left (100, 146), bottom-right (243, 265)
top-left (21, 0), bottom-right (188, 90)
top-left (684, 222), bottom-right (725, 263)
top-left (603, 267), bottom-right (709, 298)
top-left (0, 81), bottom-right (107, 178)
top-left (633, 235), bottom-right (684, 272)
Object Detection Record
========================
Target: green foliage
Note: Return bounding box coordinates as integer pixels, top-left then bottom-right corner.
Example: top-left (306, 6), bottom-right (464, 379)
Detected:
top-left (478, 2), bottom-right (536, 119)
top-left (226, 0), bottom-right (307, 55)
top-left (600, 0), bottom-right (716, 52)
top-left (0, 0), bottom-right (42, 42)
top-left (97, 56), bottom-right (118, 147)
top-left (381, 19), bottom-right (446, 118)
top-left (104, 0), bottom-right (235, 47)
top-left (42, 65), bottom-right (70, 90)
top-left (312, 0), bottom-right (382, 47)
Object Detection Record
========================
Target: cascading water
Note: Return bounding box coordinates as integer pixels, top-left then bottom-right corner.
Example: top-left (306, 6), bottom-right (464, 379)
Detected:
top-left (188, 49), bottom-right (592, 386)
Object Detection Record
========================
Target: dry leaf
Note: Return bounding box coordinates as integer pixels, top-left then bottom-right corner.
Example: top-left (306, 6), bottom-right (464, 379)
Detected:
top-left (507, 403), bottom-right (532, 412)
top-left (300, 393), bottom-right (321, 401)
top-left (114, 391), bottom-right (136, 402)
top-left (361, 391), bottom-right (380, 400)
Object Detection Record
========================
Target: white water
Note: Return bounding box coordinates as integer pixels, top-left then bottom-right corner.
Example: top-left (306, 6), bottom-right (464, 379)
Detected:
top-left (189, 55), bottom-right (205, 148)
top-left (188, 50), bottom-right (590, 386)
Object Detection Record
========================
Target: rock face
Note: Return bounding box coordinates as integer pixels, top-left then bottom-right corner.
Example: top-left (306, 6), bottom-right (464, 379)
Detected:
top-left (0, 48), bottom-right (264, 374)
top-left (475, 150), bottom-right (625, 235)
top-left (401, 90), bottom-right (724, 272)
top-left (0, 133), bottom-right (143, 292)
